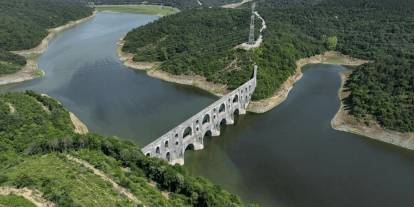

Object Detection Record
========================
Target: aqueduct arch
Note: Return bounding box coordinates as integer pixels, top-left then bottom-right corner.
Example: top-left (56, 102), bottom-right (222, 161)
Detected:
top-left (202, 114), bottom-right (210, 124)
top-left (219, 103), bottom-right (225, 113)
top-left (142, 65), bottom-right (257, 165)
top-left (183, 126), bottom-right (192, 138)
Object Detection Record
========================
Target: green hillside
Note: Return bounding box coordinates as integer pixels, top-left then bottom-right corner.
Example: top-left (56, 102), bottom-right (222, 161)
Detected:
top-left (0, 91), bottom-right (253, 207)
top-left (0, 0), bottom-right (93, 75)
top-left (0, 194), bottom-right (36, 207)
top-left (87, 0), bottom-right (239, 9)
top-left (123, 8), bottom-right (259, 90)
top-left (122, 0), bottom-right (414, 132)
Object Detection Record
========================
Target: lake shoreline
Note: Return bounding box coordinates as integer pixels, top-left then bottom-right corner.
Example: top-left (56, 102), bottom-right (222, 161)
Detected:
top-left (331, 72), bottom-right (414, 150)
top-left (248, 51), bottom-right (369, 113)
top-left (117, 29), bottom-right (414, 150)
top-left (69, 112), bottom-right (89, 135)
top-left (118, 43), bottom-right (366, 113)
top-left (0, 11), bottom-right (97, 86)
top-left (95, 4), bottom-right (179, 16)
top-left (117, 38), bottom-right (229, 97)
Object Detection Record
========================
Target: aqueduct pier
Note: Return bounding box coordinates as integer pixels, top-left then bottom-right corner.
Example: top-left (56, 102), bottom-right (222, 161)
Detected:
top-left (142, 66), bottom-right (257, 165)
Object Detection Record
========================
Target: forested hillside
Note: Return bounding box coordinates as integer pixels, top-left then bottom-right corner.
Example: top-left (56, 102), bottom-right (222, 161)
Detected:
top-left (123, 0), bottom-right (413, 132)
top-left (0, 92), bottom-right (253, 207)
top-left (123, 8), bottom-right (259, 90)
top-left (87, 0), bottom-right (238, 9)
top-left (0, 0), bottom-right (93, 75)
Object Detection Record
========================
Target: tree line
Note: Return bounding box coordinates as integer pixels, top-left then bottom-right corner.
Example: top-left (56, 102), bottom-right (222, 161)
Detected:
top-left (0, 0), bottom-right (93, 75)
top-left (0, 91), bottom-right (255, 206)
top-left (123, 0), bottom-right (413, 132)
top-left (85, 0), bottom-right (238, 9)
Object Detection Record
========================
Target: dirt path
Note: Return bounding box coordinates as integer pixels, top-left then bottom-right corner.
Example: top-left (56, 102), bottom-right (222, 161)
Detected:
top-left (6, 103), bottom-right (16, 113)
top-left (0, 186), bottom-right (55, 207)
top-left (221, 0), bottom-right (252, 8)
top-left (236, 11), bottom-right (267, 50)
top-left (66, 155), bottom-right (142, 205)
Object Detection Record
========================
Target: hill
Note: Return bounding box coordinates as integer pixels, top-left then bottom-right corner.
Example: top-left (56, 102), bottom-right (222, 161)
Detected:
top-left (122, 0), bottom-right (414, 132)
top-left (0, 0), bottom-right (93, 76)
top-left (87, 0), bottom-right (239, 9)
top-left (123, 8), bottom-right (259, 91)
top-left (0, 91), bottom-right (254, 206)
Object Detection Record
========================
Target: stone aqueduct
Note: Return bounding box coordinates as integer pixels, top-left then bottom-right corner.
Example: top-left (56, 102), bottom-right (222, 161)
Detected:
top-left (142, 66), bottom-right (257, 165)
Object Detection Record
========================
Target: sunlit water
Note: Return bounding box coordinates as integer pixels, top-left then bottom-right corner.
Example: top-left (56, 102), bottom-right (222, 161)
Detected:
top-left (1, 13), bottom-right (413, 207)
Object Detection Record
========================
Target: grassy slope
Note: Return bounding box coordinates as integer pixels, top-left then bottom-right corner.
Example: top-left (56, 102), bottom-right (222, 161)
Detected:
top-left (0, 91), bottom-right (251, 207)
top-left (0, 194), bottom-right (36, 207)
top-left (70, 149), bottom-right (190, 206)
top-left (87, 0), bottom-right (238, 10)
top-left (3, 154), bottom-right (134, 207)
top-left (96, 5), bottom-right (179, 16)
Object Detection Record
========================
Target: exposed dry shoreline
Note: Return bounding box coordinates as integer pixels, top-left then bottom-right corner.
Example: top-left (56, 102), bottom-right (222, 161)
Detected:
top-left (248, 51), bottom-right (369, 113)
top-left (117, 38), bottom-right (229, 96)
top-left (332, 72), bottom-right (414, 150)
top-left (118, 39), bottom-right (365, 112)
top-left (118, 24), bottom-right (413, 150)
top-left (69, 112), bottom-right (89, 135)
top-left (0, 11), bottom-right (97, 86)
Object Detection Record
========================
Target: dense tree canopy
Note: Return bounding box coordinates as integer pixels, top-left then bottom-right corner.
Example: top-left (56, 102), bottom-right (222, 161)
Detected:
top-left (123, 8), bottom-right (258, 90)
top-left (123, 0), bottom-right (413, 132)
top-left (0, 0), bottom-right (93, 75)
top-left (86, 0), bottom-right (239, 9)
top-left (0, 92), bottom-right (254, 206)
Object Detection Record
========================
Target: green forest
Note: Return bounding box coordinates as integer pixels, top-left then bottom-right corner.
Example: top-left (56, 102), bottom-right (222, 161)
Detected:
top-left (87, 0), bottom-right (238, 9)
top-left (123, 0), bottom-right (414, 132)
top-left (0, 91), bottom-right (254, 207)
top-left (0, 0), bottom-right (93, 75)
top-left (123, 8), bottom-right (258, 90)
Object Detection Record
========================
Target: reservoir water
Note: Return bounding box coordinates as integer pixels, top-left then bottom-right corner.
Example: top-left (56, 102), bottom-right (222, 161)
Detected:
top-left (1, 13), bottom-right (413, 207)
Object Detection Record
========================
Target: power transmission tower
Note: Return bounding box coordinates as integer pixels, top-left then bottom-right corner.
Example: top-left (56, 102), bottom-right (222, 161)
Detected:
top-left (248, 2), bottom-right (256, 45)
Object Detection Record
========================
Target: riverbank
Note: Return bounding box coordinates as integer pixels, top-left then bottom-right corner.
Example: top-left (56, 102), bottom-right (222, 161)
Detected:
top-left (0, 11), bottom-right (97, 86)
top-left (0, 55), bottom-right (43, 86)
top-left (118, 37), bottom-right (368, 112)
top-left (117, 38), bottom-right (229, 96)
top-left (96, 5), bottom-right (179, 16)
top-left (69, 112), bottom-right (89, 135)
top-left (331, 72), bottom-right (414, 150)
top-left (248, 51), bottom-right (369, 113)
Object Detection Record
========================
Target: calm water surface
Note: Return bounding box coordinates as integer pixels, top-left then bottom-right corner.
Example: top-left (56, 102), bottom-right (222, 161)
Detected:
top-left (1, 13), bottom-right (413, 207)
